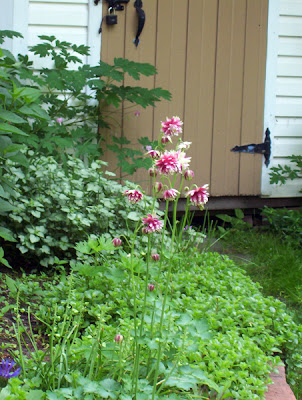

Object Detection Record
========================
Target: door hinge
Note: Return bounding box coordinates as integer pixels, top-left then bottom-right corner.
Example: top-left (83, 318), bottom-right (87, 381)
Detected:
top-left (231, 128), bottom-right (271, 167)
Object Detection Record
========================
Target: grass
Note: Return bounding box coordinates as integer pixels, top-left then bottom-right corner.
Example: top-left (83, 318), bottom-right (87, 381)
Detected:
top-left (220, 228), bottom-right (302, 321)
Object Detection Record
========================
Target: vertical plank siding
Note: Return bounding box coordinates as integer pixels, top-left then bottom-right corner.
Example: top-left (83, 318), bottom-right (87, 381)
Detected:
top-left (100, 0), bottom-right (269, 197)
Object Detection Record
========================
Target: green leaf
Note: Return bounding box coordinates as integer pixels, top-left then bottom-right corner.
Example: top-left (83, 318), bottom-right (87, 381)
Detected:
top-left (0, 123), bottom-right (28, 136)
top-left (6, 275), bottom-right (17, 293)
top-left (234, 209), bottom-right (244, 220)
top-left (19, 104), bottom-right (50, 121)
top-left (127, 211), bottom-right (140, 221)
top-left (0, 198), bottom-right (16, 213)
top-left (0, 110), bottom-right (26, 124)
top-left (26, 390), bottom-right (46, 400)
top-left (0, 227), bottom-right (16, 242)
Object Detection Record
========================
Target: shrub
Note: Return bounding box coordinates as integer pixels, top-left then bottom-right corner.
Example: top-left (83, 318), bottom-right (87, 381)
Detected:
top-left (3, 153), bottom-right (162, 266)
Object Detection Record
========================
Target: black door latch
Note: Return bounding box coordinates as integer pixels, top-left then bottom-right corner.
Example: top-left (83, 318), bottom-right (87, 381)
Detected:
top-left (94, 0), bottom-right (130, 32)
top-left (231, 128), bottom-right (271, 167)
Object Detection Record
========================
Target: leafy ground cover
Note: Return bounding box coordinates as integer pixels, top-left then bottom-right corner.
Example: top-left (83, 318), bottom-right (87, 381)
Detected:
top-left (1, 245), bottom-right (302, 399)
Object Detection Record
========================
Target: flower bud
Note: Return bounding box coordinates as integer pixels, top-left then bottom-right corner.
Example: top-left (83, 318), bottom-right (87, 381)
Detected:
top-left (148, 283), bottom-right (155, 292)
top-left (142, 227), bottom-right (149, 235)
top-left (154, 182), bottom-right (163, 193)
top-left (112, 238), bottom-right (122, 247)
top-left (148, 167), bottom-right (158, 177)
top-left (114, 334), bottom-right (123, 343)
top-left (184, 169), bottom-right (194, 181)
top-left (151, 253), bottom-right (160, 261)
top-left (161, 136), bottom-right (169, 144)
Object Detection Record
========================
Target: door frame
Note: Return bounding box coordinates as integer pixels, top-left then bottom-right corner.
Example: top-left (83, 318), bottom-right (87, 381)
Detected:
top-left (261, 0), bottom-right (280, 197)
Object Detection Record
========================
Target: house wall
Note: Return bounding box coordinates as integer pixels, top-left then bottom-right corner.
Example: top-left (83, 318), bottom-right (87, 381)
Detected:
top-left (100, 0), bottom-right (268, 197)
top-left (262, 0), bottom-right (302, 197)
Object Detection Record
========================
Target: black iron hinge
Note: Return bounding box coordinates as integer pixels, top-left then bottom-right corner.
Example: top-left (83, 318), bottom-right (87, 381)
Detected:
top-left (231, 128), bottom-right (271, 167)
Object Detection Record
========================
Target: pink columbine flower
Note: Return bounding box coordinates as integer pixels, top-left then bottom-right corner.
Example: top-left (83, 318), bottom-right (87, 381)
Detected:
top-left (176, 151), bottom-right (191, 172)
top-left (148, 283), bottom-right (155, 292)
top-left (134, 110), bottom-right (141, 117)
top-left (142, 214), bottom-right (164, 233)
top-left (184, 169), bottom-right (194, 181)
top-left (151, 253), bottom-right (160, 261)
top-left (112, 238), bottom-right (122, 247)
top-left (161, 116), bottom-right (183, 137)
top-left (177, 141), bottom-right (192, 151)
top-left (185, 185), bottom-right (209, 207)
top-left (155, 151), bottom-right (181, 175)
top-left (146, 149), bottom-right (161, 159)
top-left (114, 334), bottom-right (123, 343)
top-left (163, 188), bottom-right (179, 201)
top-left (154, 182), bottom-right (163, 193)
top-left (123, 189), bottom-right (143, 203)
top-left (56, 117), bottom-right (63, 124)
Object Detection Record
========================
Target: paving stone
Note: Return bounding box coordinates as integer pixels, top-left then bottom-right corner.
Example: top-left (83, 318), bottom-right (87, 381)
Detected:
top-left (265, 365), bottom-right (296, 400)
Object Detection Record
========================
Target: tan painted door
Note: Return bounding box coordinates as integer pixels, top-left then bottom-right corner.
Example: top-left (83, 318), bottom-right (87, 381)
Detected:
top-left (100, 0), bottom-right (268, 197)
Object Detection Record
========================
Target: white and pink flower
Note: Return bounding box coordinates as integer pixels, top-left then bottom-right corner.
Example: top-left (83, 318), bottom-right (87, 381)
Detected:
top-left (123, 189), bottom-right (143, 203)
top-left (163, 188), bottom-right (179, 201)
top-left (177, 141), bottom-right (191, 151)
top-left (142, 214), bottom-right (164, 233)
top-left (155, 151), bottom-right (181, 175)
top-left (161, 116), bottom-right (183, 137)
top-left (185, 185), bottom-right (209, 208)
top-left (176, 151), bottom-right (191, 172)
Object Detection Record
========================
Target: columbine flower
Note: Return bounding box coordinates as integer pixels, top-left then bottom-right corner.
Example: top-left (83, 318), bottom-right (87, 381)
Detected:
top-left (155, 151), bottom-right (181, 175)
top-left (146, 149), bottom-right (161, 159)
top-left (145, 145), bottom-right (152, 151)
top-left (161, 116), bottom-right (183, 137)
top-left (185, 185), bottom-right (209, 208)
top-left (123, 189), bottom-right (143, 203)
top-left (151, 253), bottom-right (160, 261)
top-left (142, 214), bottom-right (164, 233)
top-left (148, 283), bottom-right (155, 292)
top-left (163, 189), bottom-right (179, 201)
top-left (0, 359), bottom-right (21, 379)
top-left (154, 182), bottom-right (163, 193)
top-left (177, 141), bottom-right (191, 150)
top-left (114, 334), bottom-right (123, 343)
top-left (184, 169), bottom-right (194, 181)
top-left (134, 110), bottom-right (141, 117)
top-left (56, 117), bottom-right (63, 124)
top-left (112, 238), bottom-right (122, 247)
top-left (176, 151), bottom-right (191, 172)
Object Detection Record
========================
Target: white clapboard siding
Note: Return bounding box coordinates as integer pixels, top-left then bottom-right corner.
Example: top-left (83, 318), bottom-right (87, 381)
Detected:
top-left (262, 0), bottom-right (302, 197)
top-left (27, 0), bottom-right (101, 67)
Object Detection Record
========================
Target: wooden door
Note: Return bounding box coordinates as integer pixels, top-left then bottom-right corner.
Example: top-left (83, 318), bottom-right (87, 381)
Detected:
top-left (100, 0), bottom-right (268, 197)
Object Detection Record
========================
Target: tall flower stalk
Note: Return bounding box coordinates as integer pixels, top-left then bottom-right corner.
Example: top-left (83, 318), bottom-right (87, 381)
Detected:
top-left (123, 117), bottom-right (209, 399)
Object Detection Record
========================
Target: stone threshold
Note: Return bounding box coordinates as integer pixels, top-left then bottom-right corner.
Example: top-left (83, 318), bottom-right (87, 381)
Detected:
top-left (266, 365), bottom-right (296, 400)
